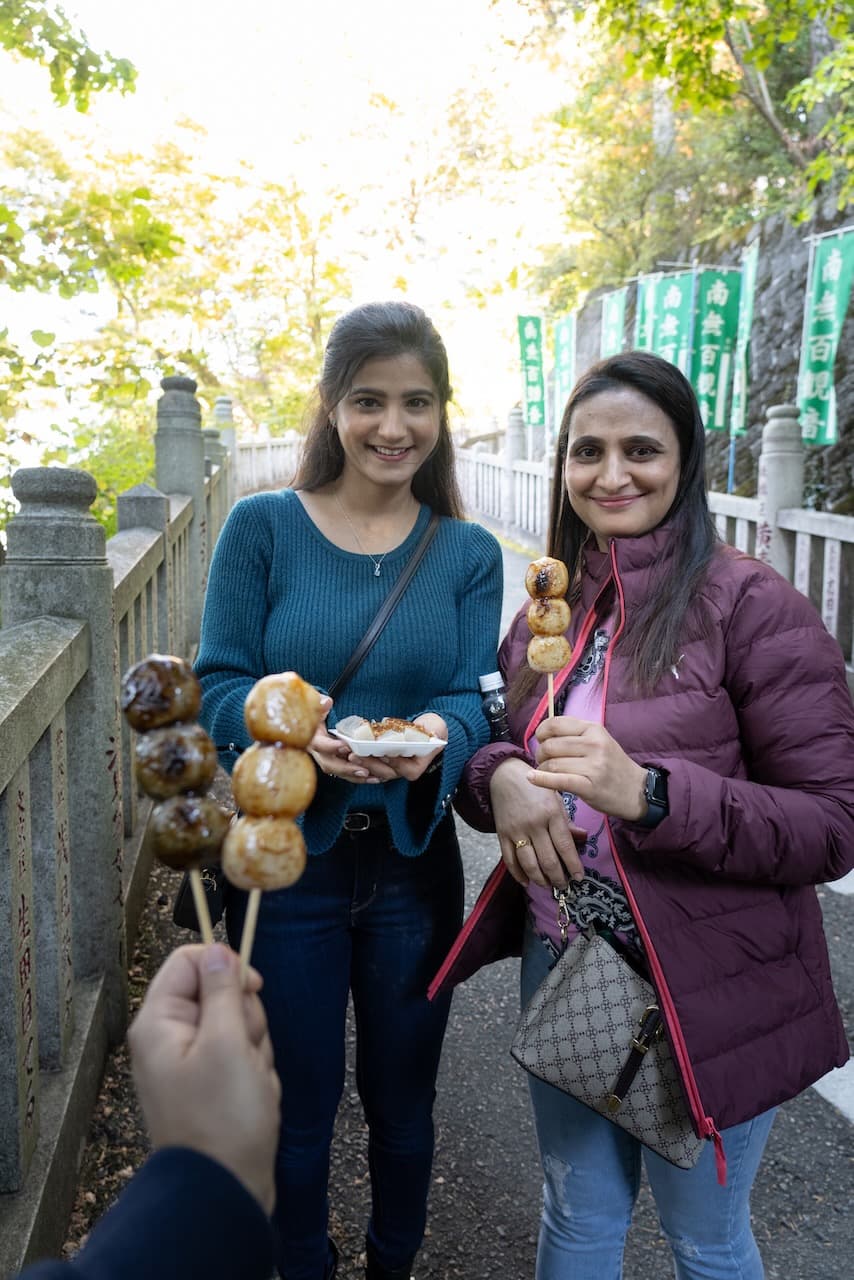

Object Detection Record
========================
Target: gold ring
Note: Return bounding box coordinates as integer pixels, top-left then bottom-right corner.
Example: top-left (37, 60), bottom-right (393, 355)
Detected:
top-left (514, 837), bottom-right (529, 849)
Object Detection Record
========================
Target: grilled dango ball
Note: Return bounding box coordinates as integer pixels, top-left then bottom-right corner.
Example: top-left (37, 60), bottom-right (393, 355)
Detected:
top-left (526, 597), bottom-right (571, 637)
top-left (527, 635), bottom-right (572, 674)
top-left (244, 672), bottom-right (325, 747)
top-left (222, 816), bottom-right (307, 890)
top-left (149, 794), bottom-right (231, 870)
top-left (134, 723), bottom-right (218, 799)
top-left (121, 654), bottom-right (201, 731)
top-left (525, 556), bottom-right (569, 600)
top-left (231, 743), bottom-right (317, 817)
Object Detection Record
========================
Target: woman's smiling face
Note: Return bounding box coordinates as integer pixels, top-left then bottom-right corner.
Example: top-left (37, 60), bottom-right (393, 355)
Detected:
top-left (564, 387), bottom-right (681, 550)
top-left (332, 353), bottom-right (441, 494)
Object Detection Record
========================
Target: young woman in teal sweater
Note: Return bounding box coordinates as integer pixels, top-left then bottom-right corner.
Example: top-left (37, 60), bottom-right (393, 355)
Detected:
top-left (195, 301), bottom-right (503, 1280)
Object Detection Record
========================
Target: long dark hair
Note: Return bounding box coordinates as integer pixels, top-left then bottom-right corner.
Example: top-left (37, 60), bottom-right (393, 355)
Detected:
top-left (292, 300), bottom-right (463, 518)
top-left (514, 351), bottom-right (718, 701)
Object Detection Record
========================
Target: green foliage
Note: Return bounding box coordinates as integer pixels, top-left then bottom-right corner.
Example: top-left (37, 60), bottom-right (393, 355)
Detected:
top-left (787, 37), bottom-right (854, 207)
top-left (0, 0), bottom-right (135, 109)
top-left (1, 127), bottom-right (356, 536)
top-left (530, 54), bottom-right (796, 313)
top-left (515, 0), bottom-right (851, 205)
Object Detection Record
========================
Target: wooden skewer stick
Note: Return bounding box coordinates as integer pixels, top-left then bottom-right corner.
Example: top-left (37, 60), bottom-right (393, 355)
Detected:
top-left (239, 888), bottom-right (262, 981)
top-left (189, 868), bottom-right (214, 945)
top-left (547, 672), bottom-right (555, 720)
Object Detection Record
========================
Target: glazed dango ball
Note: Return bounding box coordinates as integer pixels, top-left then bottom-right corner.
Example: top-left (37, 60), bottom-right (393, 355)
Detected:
top-left (527, 635), bottom-right (572, 674)
top-left (134, 723), bottom-right (218, 799)
top-left (525, 556), bottom-right (569, 601)
top-left (149, 794), bottom-right (232, 871)
top-left (244, 672), bottom-right (325, 747)
top-left (121, 654), bottom-right (201, 731)
top-left (222, 815), bottom-right (307, 890)
top-left (527, 597), bottom-right (571, 638)
top-left (231, 743), bottom-right (317, 817)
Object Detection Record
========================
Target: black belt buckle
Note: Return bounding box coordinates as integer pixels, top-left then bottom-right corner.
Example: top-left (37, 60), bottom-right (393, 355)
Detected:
top-left (343, 812), bottom-right (372, 832)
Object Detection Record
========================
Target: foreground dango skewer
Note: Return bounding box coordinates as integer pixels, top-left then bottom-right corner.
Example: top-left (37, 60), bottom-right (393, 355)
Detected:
top-left (525, 556), bottom-right (572, 717)
top-left (121, 654), bottom-right (230, 944)
top-left (224, 672), bottom-right (324, 977)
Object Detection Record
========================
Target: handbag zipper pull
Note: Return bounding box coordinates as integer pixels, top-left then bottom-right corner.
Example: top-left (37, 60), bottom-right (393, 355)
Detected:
top-left (605, 1003), bottom-right (663, 1113)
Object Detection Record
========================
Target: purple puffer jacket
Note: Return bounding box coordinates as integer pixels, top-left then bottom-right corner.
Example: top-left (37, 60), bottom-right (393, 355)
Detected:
top-left (441, 526), bottom-right (854, 1154)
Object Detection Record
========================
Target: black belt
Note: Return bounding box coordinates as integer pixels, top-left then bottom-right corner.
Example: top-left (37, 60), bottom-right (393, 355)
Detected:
top-left (342, 811), bottom-right (388, 832)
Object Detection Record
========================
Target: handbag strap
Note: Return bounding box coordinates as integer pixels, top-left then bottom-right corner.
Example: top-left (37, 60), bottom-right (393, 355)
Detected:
top-left (328, 511), bottom-right (441, 702)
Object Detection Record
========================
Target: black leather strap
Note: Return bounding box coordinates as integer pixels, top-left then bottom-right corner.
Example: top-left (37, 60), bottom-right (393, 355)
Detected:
top-left (328, 512), bottom-right (441, 702)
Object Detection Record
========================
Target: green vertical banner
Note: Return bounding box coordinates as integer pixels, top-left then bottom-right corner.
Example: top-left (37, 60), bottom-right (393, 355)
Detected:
top-left (600, 288), bottom-right (627, 357)
top-left (652, 271), bottom-right (694, 373)
top-left (798, 228), bottom-right (854, 446)
top-left (634, 275), bottom-right (659, 349)
top-left (635, 272), bottom-right (694, 372)
top-left (691, 269), bottom-right (741, 430)
top-left (517, 315), bottom-right (546, 427)
top-left (730, 242), bottom-right (760, 437)
top-left (552, 312), bottom-right (576, 430)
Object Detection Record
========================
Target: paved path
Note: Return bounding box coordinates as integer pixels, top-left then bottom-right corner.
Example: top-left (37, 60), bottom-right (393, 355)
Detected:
top-left (327, 534), bottom-right (853, 1279)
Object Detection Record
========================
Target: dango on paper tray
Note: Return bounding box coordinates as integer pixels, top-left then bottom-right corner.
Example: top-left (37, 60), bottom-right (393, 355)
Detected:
top-left (331, 715), bottom-right (446, 757)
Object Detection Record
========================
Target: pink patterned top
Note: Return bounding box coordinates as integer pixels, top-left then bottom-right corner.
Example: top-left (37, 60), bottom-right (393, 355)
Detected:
top-left (526, 619), bottom-right (641, 958)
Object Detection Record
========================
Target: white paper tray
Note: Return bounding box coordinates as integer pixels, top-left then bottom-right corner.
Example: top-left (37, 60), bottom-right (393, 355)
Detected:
top-left (329, 729), bottom-right (446, 758)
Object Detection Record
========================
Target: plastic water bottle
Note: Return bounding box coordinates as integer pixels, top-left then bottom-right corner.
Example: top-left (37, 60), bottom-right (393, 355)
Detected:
top-left (479, 672), bottom-right (511, 742)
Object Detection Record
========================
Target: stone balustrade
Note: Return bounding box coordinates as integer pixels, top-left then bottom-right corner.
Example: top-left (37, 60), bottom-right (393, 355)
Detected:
top-left (0, 377), bottom-right (233, 1276)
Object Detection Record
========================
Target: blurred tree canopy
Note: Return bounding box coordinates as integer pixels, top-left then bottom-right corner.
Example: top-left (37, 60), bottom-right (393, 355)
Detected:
top-left (0, 0), bottom-right (135, 106)
top-left (507, 0), bottom-right (852, 309)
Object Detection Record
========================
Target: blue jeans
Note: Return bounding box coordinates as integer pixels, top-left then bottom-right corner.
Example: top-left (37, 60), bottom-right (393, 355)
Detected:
top-left (521, 928), bottom-right (775, 1280)
top-left (227, 814), bottom-right (463, 1280)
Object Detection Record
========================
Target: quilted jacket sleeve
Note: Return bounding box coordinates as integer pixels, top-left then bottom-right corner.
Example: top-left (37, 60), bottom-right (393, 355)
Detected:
top-left (615, 563), bottom-right (854, 887)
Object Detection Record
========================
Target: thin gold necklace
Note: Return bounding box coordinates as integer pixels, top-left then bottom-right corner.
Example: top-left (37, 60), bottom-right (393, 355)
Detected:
top-left (333, 493), bottom-right (390, 577)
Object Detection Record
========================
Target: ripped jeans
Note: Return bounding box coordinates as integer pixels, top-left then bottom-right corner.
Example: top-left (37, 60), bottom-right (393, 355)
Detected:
top-left (521, 927), bottom-right (775, 1280)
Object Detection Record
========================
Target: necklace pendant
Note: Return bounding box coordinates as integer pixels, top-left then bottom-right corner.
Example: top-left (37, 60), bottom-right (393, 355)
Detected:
top-left (374, 563), bottom-right (382, 577)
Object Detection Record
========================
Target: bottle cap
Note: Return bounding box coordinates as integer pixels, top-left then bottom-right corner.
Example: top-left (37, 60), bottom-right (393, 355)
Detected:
top-left (478, 672), bottom-right (504, 692)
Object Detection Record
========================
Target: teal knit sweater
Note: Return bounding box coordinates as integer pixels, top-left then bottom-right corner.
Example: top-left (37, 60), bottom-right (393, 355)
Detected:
top-left (195, 489), bottom-right (503, 856)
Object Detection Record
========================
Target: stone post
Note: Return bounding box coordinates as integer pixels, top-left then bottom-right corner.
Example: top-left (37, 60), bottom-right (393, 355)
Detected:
top-left (214, 395), bottom-right (237, 508)
top-left (117, 484), bottom-right (172, 655)
top-left (503, 407), bottom-right (525, 529)
top-left (155, 375), bottom-right (205, 649)
top-left (203, 428), bottom-right (228, 547)
top-left (0, 469), bottom-right (127, 1041)
top-left (755, 404), bottom-right (805, 578)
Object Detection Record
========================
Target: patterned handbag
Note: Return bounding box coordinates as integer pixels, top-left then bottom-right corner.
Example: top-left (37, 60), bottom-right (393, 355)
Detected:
top-left (511, 928), bottom-right (706, 1169)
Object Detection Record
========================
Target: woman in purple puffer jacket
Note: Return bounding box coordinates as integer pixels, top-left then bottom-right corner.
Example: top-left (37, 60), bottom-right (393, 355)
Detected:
top-left (432, 352), bottom-right (854, 1280)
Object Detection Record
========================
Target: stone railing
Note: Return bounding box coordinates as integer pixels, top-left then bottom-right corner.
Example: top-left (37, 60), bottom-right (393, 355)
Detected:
top-left (457, 404), bottom-right (854, 689)
top-left (0, 376), bottom-right (232, 1275)
top-left (234, 434), bottom-right (301, 497)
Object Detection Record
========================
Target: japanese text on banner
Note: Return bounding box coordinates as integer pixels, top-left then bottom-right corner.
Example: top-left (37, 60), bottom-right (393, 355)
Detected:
top-left (798, 228), bottom-right (854, 446)
top-left (517, 315), bottom-right (546, 427)
top-left (635, 272), bottom-right (694, 374)
top-left (691, 269), bottom-right (741, 431)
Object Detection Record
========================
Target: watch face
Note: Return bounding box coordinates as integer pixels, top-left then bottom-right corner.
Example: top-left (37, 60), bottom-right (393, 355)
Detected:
top-left (646, 769), bottom-right (668, 805)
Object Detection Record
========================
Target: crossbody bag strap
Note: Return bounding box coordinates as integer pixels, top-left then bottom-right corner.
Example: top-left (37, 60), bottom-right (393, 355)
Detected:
top-left (328, 511), bottom-right (441, 703)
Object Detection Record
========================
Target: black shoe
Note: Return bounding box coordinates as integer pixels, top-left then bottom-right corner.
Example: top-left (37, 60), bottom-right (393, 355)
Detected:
top-left (326, 1237), bottom-right (340, 1280)
top-left (364, 1241), bottom-right (414, 1280)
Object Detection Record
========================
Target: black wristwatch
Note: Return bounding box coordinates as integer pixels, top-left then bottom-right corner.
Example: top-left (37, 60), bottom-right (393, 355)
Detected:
top-left (636, 765), bottom-right (669, 829)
